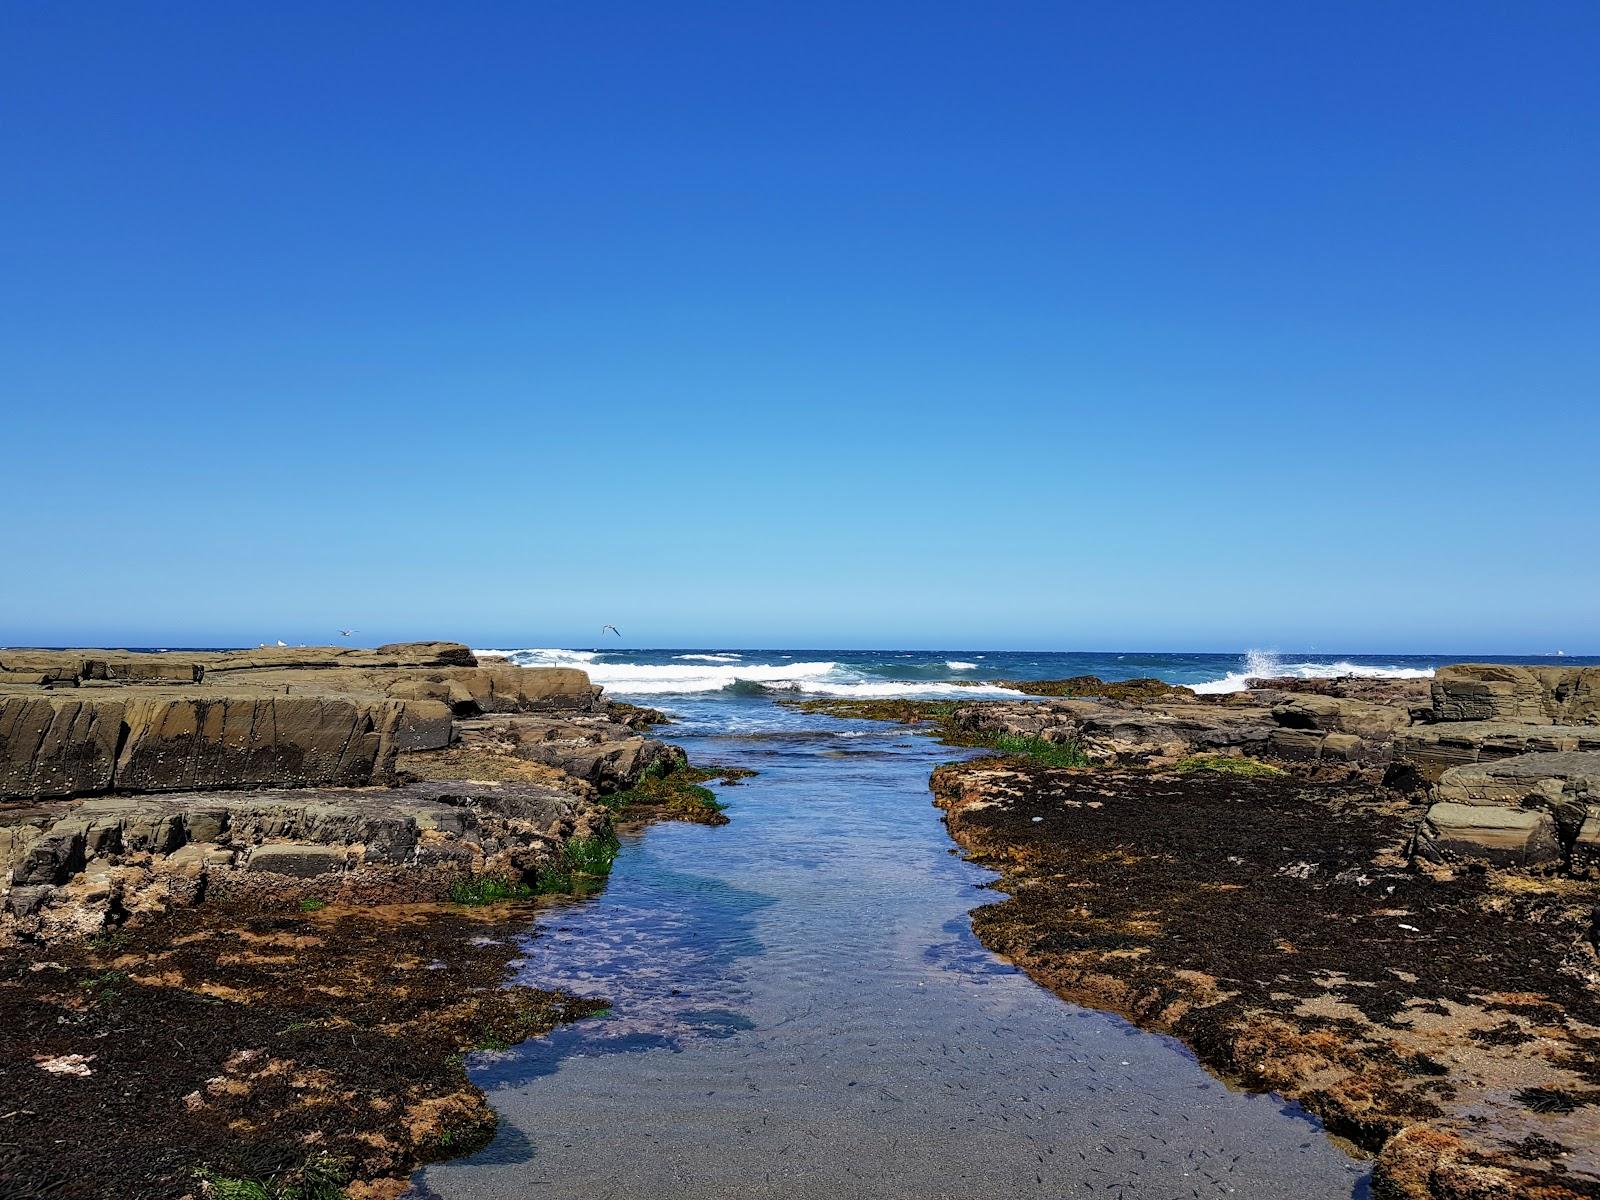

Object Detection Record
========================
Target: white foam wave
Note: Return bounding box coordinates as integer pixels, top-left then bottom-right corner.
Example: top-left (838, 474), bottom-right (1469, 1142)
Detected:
top-left (476, 648), bottom-right (1027, 699)
top-left (476, 647), bottom-right (597, 666)
top-left (492, 653), bottom-right (841, 695)
top-left (1190, 650), bottom-right (1435, 695)
top-left (946, 660), bottom-right (979, 670)
top-left (795, 679), bottom-right (1025, 700)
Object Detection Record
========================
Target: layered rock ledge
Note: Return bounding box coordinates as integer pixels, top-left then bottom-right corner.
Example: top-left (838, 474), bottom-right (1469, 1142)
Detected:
top-left (0, 642), bottom-right (689, 941)
top-left (0, 641), bottom-right (731, 1199)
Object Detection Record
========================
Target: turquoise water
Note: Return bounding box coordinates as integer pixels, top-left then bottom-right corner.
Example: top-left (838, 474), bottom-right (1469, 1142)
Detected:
top-left (408, 650), bottom-right (1536, 1199)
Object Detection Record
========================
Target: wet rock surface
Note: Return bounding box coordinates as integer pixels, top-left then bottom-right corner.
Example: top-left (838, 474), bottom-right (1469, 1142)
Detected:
top-left (928, 756), bottom-right (1600, 1199)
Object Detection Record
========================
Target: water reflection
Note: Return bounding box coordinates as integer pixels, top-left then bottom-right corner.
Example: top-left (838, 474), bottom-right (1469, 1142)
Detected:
top-left (420, 701), bottom-right (1371, 1199)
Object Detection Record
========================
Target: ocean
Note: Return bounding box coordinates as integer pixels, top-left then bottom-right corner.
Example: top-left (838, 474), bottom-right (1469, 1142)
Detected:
top-left (476, 646), bottom-right (1594, 702)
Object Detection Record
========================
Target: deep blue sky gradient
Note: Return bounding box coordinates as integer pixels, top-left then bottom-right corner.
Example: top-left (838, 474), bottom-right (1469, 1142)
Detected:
top-left (3, 3), bottom-right (1597, 651)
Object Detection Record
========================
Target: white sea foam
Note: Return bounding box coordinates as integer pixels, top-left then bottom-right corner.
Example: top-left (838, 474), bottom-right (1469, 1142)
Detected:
top-left (673, 653), bottom-right (742, 663)
top-left (795, 679), bottom-right (1024, 699)
top-left (476, 648), bottom-right (1027, 699)
top-left (1190, 650), bottom-right (1435, 695)
top-left (946, 660), bottom-right (979, 670)
top-left (476, 647), bottom-right (597, 666)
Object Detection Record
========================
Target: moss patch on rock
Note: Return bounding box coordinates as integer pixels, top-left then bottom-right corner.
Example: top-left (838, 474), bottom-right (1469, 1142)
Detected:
top-left (1172, 753), bottom-right (1286, 778)
top-left (601, 760), bottom-right (752, 826)
top-left (996, 676), bottom-right (1196, 703)
top-left (780, 696), bottom-right (965, 725)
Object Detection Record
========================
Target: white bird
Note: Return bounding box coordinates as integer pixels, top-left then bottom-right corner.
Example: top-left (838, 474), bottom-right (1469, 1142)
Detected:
top-left (601, 624), bottom-right (621, 638)
top-left (276, 640), bottom-right (287, 647)
top-left (338, 629), bottom-right (358, 638)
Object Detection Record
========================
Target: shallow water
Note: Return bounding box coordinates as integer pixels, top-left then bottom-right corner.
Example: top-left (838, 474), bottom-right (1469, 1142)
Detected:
top-left (420, 695), bottom-right (1372, 1200)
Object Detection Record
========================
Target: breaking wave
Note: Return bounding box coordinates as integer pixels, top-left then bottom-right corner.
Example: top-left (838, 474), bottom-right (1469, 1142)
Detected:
top-left (1190, 650), bottom-right (1435, 695)
top-left (946, 660), bottom-right (978, 670)
top-left (477, 648), bottom-right (1025, 699)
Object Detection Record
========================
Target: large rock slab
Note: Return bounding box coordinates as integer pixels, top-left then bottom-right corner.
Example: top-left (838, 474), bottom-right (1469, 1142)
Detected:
top-left (1429, 664), bottom-right (1600, 726)
top-left (466, 715), bottom-right (681, 790)
top-left (0, 691), bottom-right (453, 800)
top-left (1417, 802), bottom-right (1563, 867)
top-left (1434, 751), bottom-right (1600, 808)
top-left (245, 843), bottom-right (348, 877)
top-left (0, 651), bottom-right (204, 685)
top-left (0, 695), bottom-right (124, 797)
top-left (1394, 722), bottom-right (1600, 781)
top-left (1413, 752), bottom-right (1600, 870)
top-left (195, 641), bottom-right (478, 675)
top-left (1271, 694), bottom-right (1410, 740)
top-left (385, 664), bottom-right (598, 715)
top-left (951, 698), bottom-right (1277, 767)
top-left (1434, 752), bottom-right (1600, 844)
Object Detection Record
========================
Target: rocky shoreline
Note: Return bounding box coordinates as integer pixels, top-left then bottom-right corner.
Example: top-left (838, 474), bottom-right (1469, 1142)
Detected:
top-left (806, 665), bottom-right (1600, 1198)
top-left (0, 643), bottom-right (730, 1198)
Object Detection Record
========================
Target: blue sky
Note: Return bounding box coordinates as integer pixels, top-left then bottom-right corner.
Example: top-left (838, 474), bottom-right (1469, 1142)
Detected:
top-left (3, 3), bottom-right (1597, 652)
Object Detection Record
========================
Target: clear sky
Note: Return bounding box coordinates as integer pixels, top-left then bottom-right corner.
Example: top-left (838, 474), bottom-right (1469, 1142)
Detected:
top-left (3, 3), bottom-right (1596, 653)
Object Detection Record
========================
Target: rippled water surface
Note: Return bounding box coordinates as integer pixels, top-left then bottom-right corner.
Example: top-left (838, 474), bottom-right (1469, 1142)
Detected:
top-left (420, 696), bottom-right (1371, 1200)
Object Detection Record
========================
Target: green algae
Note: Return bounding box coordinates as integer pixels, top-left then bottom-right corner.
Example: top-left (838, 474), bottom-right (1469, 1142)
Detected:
top-left (1173, 753), bottom-right (1286, 778)
top-left (602, 758), bottom-right (747, 824)
top-left (449, 876), bottom-right (535, 905)
top-left (196, 1154), bottom-right (351, 1200)
top-left (985, 734), bottom-right (1093, 768)
top-left (999, 675), bottom-right (1194, 702)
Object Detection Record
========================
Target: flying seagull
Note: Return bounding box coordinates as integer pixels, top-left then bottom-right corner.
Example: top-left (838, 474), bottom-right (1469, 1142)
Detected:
top-left (338, 629), bottom-right (358, 638)
top-left (601, 624), bottom-right (621, 638)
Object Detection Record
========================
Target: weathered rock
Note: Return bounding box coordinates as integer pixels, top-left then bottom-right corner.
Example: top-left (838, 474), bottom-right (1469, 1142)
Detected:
top-left (1575, 809), bottom-right (1600, 873)
top-left (11, 825), bottom-right (86, 885)
top-left (385, 665), bottom-right (597, 715)
top-left (1248, 675), bottom-right (1434, 707)
top-left (3, 777), bottom-right (610, 919)
top-left (1, 690), bottom-right (454, 801)
top-left (1428, 664), bottom-right (1600, 726)
top-left (0, 695), bottom-right (124, 798)
top-left (1272, 694), bottom-right (1410, 740)
top-left (0, 651), bottom-right (204, 685)
top-left (1393, 721), bottom-right (1600, 781)
top-left (457, 714), bottom-right (682, 791)
top-left (245, 843), bottom-right (348, 878)
top-left (1417, 801), bottom-right (1564, 867)
top-left (196, 642), bottom-right (477, 675)
top-left (1267, 728), bottom-right (1328, 762)
top-left (951, 698), bottom-right (1276, 767)
top-left (1433, 751), bottom-right (1600, 844)
top-left (4, 884), bottom-right (53, 916)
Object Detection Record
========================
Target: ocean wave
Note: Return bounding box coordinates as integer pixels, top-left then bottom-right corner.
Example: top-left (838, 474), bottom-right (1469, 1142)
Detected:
top-left (476, 648), bottom-right (1027, 699)
top-left (489, 654), bottom-right (843, 695)
top-left (946, 660), bottom-right (978, 670)
top-left (1190, 651), bottom-right (1435, 695)
top-left (673, 653), bottom-right (742, 663)
top-left (476, 648), bottom-right (598, 666)
top-left (783, 679), bottom-right (1025, 699)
